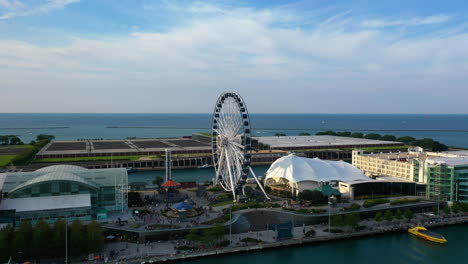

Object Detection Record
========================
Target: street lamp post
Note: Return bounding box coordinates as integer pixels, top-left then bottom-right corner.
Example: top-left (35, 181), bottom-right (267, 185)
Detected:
top-left (65, 219), bottom-right (68, 264)
top-left (229, 207), bottom-right (232, 244)
top-left (328, 196), bottom-right (331, 232)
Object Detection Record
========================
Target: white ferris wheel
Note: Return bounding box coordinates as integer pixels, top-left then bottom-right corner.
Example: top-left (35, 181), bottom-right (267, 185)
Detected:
top-left (211, 92), bottom-right (269, 201)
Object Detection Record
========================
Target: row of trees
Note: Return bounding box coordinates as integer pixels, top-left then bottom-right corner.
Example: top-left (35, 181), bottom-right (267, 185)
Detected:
top-left (5, 135), bottom-right (55, 166)
top-left (0, 135), bottom-right (23, 145)
top-left (297, 190), bottom-right (329, 205)
top-left (185, 224), bottom-right (225, 245)
top-left (0, 219), bottom-right (104, 262)
top-left (375, 209), bottom-right (413, 222)
top-left (315, 130), bottom-right (448, 151)
top-left (331, 212), bottom-right (361, 230)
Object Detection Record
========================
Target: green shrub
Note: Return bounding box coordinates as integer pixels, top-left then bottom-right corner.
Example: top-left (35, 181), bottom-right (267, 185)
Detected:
top-left (342, 203), bottom-right (361, 211)
top-left (363, 199), bottom-right (390, 208)
top-left (241, 237), bottom-right (262, 243)
top-left (305, 229), bottom-right (316, 237)
top-left (390, 199), bottom-right (420, 205)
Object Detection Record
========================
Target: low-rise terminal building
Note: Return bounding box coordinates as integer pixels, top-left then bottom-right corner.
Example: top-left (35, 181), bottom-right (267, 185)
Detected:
top-left (0, 165), bottom-right (128, 226)
top-left (352, 148), bottom-right (468, 202)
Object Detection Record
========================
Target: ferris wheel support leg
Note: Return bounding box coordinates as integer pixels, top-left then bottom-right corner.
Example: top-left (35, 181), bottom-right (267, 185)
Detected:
top-left (249, 167), bottom-right (270, 200)
top-left (225, 149), bottom-right (238, 202)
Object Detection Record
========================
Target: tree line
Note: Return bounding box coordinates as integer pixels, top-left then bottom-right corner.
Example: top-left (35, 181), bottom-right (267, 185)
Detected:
top-left (0, 218), bottom-right (104, 262)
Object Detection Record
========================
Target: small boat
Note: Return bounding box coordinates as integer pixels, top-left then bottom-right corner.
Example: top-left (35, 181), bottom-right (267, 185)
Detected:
top-left (198, 164), bottom-right (212, 169)
top-left (408, 226), bottom-right (447, 244)
top-left (126, 167), bottom-right (138, 174)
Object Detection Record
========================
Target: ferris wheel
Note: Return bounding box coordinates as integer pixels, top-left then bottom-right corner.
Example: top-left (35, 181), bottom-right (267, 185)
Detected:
top-left (211, 92), bottom-right (269, 201)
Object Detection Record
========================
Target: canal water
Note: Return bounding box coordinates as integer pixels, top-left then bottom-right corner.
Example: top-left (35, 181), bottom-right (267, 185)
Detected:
top-left (128, 165), bottom-right (270, 185)
top-left (177, 224), bottom-right (467, 264)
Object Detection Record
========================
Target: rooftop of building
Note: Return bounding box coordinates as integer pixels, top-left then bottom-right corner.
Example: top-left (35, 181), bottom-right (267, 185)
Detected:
top-left (354, 149), bottom-right (468, 164)
top-left (1, 165), bottom-right (127, 193)
top-left (37, 137), bottom-right (211, 155)
top-left (426, 157), bottom-right (468, 167)
top-left (254, 135), bottom-right (403, 149)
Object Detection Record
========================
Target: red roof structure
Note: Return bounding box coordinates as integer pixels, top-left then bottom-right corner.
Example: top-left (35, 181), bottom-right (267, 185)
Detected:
top-left (161, 180), bottom-right (181, 188)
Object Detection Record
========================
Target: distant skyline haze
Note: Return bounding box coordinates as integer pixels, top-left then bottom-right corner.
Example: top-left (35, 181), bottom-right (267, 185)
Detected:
top-left (1, 0), bottom-right (468, 114)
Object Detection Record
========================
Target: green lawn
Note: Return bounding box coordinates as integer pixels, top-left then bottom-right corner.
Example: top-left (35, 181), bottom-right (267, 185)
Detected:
top-left (0, 155), bottom-right (16, 167)
top-left (0, 145), bottom-right (36, 167)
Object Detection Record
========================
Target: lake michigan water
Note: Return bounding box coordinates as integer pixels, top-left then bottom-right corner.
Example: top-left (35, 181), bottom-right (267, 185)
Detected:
top-left (1, 113), bottom-right (468, 147)
top-left (1, 113), bottom-right (468, 262)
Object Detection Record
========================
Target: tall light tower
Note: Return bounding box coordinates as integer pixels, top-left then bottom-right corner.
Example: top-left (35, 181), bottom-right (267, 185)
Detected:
top-left (165, 149), bottom-right (172, 181)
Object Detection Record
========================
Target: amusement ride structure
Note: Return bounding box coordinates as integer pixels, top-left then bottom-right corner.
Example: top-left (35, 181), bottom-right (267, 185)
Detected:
top-left (211, 92), bottom-right (269, 201)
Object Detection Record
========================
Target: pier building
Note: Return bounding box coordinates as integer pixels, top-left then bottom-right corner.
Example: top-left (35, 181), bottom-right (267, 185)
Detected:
top-left (263, 154), bottom-right (418, 199)
top-left (352, 149), bottom-right (468, 202)
top-left (0, 165), bottom-right (128, 225)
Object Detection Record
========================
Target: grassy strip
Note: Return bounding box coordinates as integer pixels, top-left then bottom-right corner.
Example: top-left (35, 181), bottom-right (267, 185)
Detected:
top-left (0, 155), bottom-right (16, 167)
top-left (0, 145), bottom-right (36, 167)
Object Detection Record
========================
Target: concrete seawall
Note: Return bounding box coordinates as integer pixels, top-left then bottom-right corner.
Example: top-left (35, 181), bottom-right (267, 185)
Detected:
top-left (134, 216), bottom-right (468, 264)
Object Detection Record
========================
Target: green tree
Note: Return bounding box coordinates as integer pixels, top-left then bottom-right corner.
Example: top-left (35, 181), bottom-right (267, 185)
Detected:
top-left (206, 224), bottom-right (225, 243)
top-left (395, 209), bottom-right (403, 220)
top-left (432, 206), bottom-right (438, 216)
top-left (153, 175), bottom-right (164, 187)
top-left (316, 130), bottom-right (337, 136)
top-left (364, 133), bottom-right (382, 140)
top-left (69, 219), bottom-right (85, 256)
top-left (0, 135), bottom-right (8, 145)
top-left (86, 221), bottom-right (105, 253)
top-left (331, 215), bottom-right (345, 227)
top-left (375, 212), bottom-right (383, 222)
top-left (8, 135), bottom-right (23, 145)
top-left (297, 190), bottom-right (327, 204)
top-left (404, 209), bottom-right (413, 220)
top-left (336, 131), bottom-right (352, 137)
top-left (298, 132), bottom-right (310, 136)
top-left (50, 218), bottom-right (66, 257)
top-left (12, 221), bottom-right (33, 260)
top-left (396, 136), bottom-right (416, 144)
top-left (350, 132), bottom-right (364, 138)
top-left (380, 135), bottom-right (397, 141)
top-left (274, 133), bottom-right (286, 136)
top-left (443, 206), bottom-right (451, 215)
top-left (36, 134), bottom-right (55, 141)
top-left (186, 228), bottom-right (203, 242)
top-left (0, 225), bottom-right (14, 262)
top-left (31, 219), bottom-right (51, 258)
top-left (383, 210), bottom-right (393, 221)
top-left (344, 213), bottom-right (360, 229)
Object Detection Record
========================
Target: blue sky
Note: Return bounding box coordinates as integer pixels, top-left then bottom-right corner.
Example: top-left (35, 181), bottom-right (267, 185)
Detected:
top-left (1, 0), bottom-right (468, 113)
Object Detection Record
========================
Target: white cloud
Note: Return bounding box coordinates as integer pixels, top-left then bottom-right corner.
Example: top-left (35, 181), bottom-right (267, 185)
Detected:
top-left (0, 0), bottom-right (24, 9)
top-left (0, 0), bottom-right (79, 19)
top-left (361, 14), bottom-right (452, 28)
top-left (1, 3), bottom-right (468, 113)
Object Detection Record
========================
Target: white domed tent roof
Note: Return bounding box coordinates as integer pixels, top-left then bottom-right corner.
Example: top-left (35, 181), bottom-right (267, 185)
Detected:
top-left (265, 154), bottom-right (369, 184)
